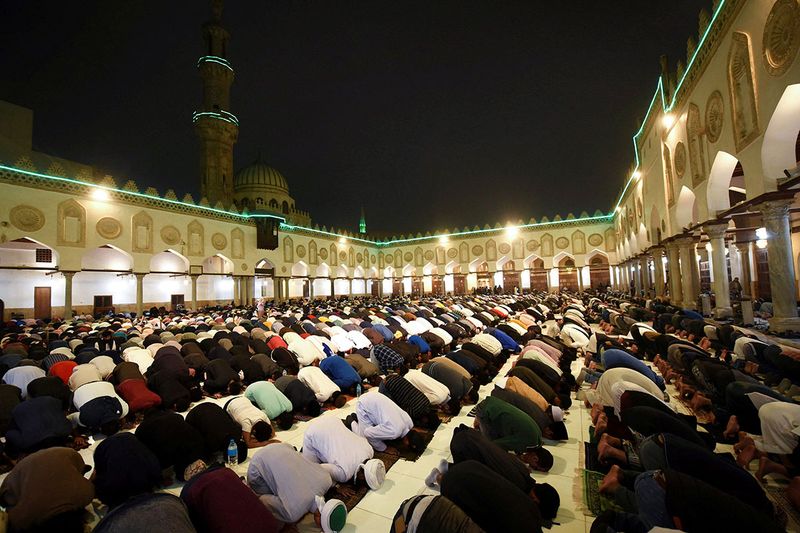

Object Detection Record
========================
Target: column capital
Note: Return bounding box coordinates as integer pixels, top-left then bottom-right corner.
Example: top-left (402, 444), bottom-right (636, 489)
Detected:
top-left (756, 197), bottom-right (795, 223)
top-left (674, 235), bottom-right (696, 247)
top-left (702, 222), bottom-right (729, 239)
top-left (134, 272), bottom-right (147, 278)
top-left (734, 241), bottom-right (752, 253)
top-left (649, 246), bottom-right (665, 257)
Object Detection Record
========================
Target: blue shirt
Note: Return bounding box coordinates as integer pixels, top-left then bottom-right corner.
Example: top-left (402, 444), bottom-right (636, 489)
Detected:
top-left (319, 355), bottom-right (361, 389)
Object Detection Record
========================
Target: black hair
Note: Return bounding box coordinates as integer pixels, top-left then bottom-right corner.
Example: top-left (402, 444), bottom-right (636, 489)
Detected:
top-left (532, 482), bottom-right (560, 520)
top-left (228, 381), bottom-right (243, 396)
top-left (446, 397), bottom-right (462, 414)
top-left (99, 419), bottom-right (121, 437)
top-left (306, 400), bottom-right (321, 418)
top-left (175, 397), bottom-right (191, 413)
top-left (467, 388), bottom-right (479, 404)
top-left (276, 411), bottom-right (294, 430)
top-left (531, 447), bottom-right (554, 472)
top-left (252, 420), bottom-right (273, 442)
top-left (406, 430), bottom-right (425, 454)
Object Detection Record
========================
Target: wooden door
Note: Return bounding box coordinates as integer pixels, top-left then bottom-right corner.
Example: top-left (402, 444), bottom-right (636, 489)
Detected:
top-left (453, 274), bottom-right (466, 295)
top-left (530, 269), bottom-right (549, 291)
top-left (432, 276), bottom-right (444, 295)
top-left (392, 279), bottom-right (404, 296)
top-left (93, 295), bottom-right (113, 316)
top-left (34, 287), bottom-right (51, 319)
top-left (171, 294), bottom-right (185, 309)
top-left (755, 248), bottom-right (771, 300)
top-left (503, 271), bottom-right (521, 293)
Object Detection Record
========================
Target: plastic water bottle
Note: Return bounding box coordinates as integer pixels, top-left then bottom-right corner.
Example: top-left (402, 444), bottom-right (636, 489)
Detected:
top-left (356, 383), bottom-right (362, 398)
top-left (226, 438), bottom-right (238, 467)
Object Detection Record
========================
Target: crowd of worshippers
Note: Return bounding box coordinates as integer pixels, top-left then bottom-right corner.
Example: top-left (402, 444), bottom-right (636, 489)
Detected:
top-left (552, 293), bottom-right (798, 533)
top-left (0, 293), bottom-right (589, 533)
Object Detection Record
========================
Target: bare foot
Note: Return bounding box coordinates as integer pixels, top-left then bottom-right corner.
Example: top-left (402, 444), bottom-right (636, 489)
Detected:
top-left (591, 403), bottom-right (603, 424)
top-left (600, 433), bottom-right (622, 448)
top-left (734, 432), bottom-right (755, 453)
top-left (737, 443), bottom-right (757, 467)
top-left (723, 416), bottom-right (739, 440)
top-left (756, 455), bottom-right (789, 482)
top-left (689, 393), bottom-right (712, 412)
top-left (595, 414), bottom-right (608, 437)
top-left (599, 464), bottom-right (623, 494)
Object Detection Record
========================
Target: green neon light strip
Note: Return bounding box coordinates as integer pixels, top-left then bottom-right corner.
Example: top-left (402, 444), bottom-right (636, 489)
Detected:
top-left (0, 164), bottom-right (284, 222)
top-left (192, 110), bottom-right (239, 126)
top-left (612, 0), bottom-right (726, 213)
top-left (279, 223), bottom-right (376, 245)
top-left (197, 55), bottom-right (234, 72)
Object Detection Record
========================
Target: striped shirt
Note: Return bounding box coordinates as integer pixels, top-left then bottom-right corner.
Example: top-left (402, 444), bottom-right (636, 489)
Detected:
top-left (379, 375), bottom-right (430, 419)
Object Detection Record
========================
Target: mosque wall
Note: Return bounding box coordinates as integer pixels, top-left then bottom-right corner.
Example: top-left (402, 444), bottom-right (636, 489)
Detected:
top-left (614, 0), bottom-right (800, 263)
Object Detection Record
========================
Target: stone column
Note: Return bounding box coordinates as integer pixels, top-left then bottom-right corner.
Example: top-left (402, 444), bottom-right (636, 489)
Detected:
top-left (665, 243), bottom-right (682, 305)
top-left (190, 275), bottom-right (199, 311)
top-left (135, 273), bottom-right (146, 316)
top-left (651, 247), bottom-right (665, 297)
top-left (329, 278), bottom-right (334, 299)
top-left (758, 198), bottom-right (800, 331)
top-left (243, 276), bottom-right (253, 306)
top-left (676, 237), bottom-right (698, 309)
top-left (63, 271), bottom-right (75, 320)
top-left (349, 278), bottom-right (354, 296)
top-left (704, 223), bottom-right (732, 318)
top-left (309, 277), bottom-right (315, 300)
top-left (639, 256), bottom-right (650, 297)
top-left (735, 242), bottom-right (753, 298)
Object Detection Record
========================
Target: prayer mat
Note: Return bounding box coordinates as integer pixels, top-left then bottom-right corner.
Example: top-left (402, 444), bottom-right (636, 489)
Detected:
top-left (670, 394), bottom-right (714, 424)
top-left (584, 442), bottom-right (611, 474)
top-left (765, 484), bottom-right (799, 532)
top-left (293, 413), bottom-right (315, 423)
top-left (582, 469), bottom-right (624, 516)
top-left (323, 451), bottom-right (401, 511)
top-left (382, 430), bottom-right (435, 461)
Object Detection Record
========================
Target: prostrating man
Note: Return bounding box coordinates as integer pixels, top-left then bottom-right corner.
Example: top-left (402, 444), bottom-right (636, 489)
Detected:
top-left (247, 442), bottom-right (348, 532)
top-left (298, 365), bottom-right (347, 408)
top-left (224, 395), bottom-right (274, 448)
top-left (274, 374), bottom-right (321, 418)
top-left (473, 396), bottom-right (553, 471)
top-left (244, 381), bottom-right (295, 430)
top-left (350, 390), bottom-right (423, 453)
top-left (302, 414), bottom-right (386, 490)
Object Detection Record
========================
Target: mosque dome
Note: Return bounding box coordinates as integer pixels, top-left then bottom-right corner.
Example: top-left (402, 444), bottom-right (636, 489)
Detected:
top-left (234, 159), bottom-right (289, 192)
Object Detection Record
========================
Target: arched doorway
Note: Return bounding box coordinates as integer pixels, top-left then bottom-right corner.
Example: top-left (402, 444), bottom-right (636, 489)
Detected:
top-left (501, 260), bottom-right (520, 293)
top-left (557, 256), bottom-right (579, 291)
top-left (0, 237), bottom-right (59, 319)
top-left (255, 258), bottom-right (276, 299)
top-left (80, 245), bottom-right (134, 315)
top-left (588, 253), bottom-right (611, 289)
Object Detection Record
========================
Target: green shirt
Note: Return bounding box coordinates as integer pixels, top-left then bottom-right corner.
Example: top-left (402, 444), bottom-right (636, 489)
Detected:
top-left (477, 396), bottom-right (541, 453)
top-left (244, 382), bottom-right (292, 419)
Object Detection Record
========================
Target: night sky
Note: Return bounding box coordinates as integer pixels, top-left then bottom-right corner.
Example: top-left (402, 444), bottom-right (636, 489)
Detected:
top-left (1, 1), bottom-right (709, 235)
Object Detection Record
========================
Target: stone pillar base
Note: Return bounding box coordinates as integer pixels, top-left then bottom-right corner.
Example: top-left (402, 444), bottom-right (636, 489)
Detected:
top-left (768, 316), bottom-right (800, 333)
top-left (713, 307), bottom-right (733, 319)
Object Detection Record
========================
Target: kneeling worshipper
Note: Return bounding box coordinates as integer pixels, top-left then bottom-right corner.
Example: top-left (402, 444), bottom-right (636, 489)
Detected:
top-left (135, 409), bottom-right (207, 482)
top-left (319, 354), bottom-right (362, 395)
top-left (440, 460), bottom-right (546, 533)
top-left (111, 361), bottom-right (162, 413)
top-left (302, 414), bottom-right (386, 489)
top-left (244, 381), bottom-right (295, 430)
top-left (391, 495), bottom-right (483, 533)
top-left (4, 395), bottom-right (74, 456)
top-left (274, 374), bottom-right (322, 418)
top-left (473, 396), bottom-right (553, 472)
top-left (349, 389), bottom-right (423, 453)
top-left (592, 469), bottom-right (783, 533)
top-left (92, 432), bottom-right (163, 509)
top-left (2, 364), bottom-right (45, 399)
top-left (0, 447), bottom-right (95, 533)
top-left (180, 465), bottom-right (279, 533)
top-left (69, 377), bottom-right (130, 436)
top-left (430, 425), bottom-right (560, 525)
top-left (224, 395), bottom-right (275, 448)
top-left (185, 402), bottom-right (247, 464)
top-left (297, 365), bottom-right (348, 408)
top-left (380, 372), bottom-right (440, 430)
top-left (94, 493), bottom-right (196, 533)
top-left (247, 441), bottom-right (348, 532)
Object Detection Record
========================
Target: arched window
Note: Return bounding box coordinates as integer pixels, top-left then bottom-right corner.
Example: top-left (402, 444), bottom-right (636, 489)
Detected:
top-left (269, 198), bottom-right (278, 208)
top-left (256, 197), bottom-right (264, 206)
top-left (282, 201), bottom-right (289, 214)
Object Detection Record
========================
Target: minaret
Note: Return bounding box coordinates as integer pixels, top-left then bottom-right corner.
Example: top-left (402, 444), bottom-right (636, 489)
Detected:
top-left (194, 0), bottom-right (238, 207)
top-left (359, 205), bottom-right (367, 235)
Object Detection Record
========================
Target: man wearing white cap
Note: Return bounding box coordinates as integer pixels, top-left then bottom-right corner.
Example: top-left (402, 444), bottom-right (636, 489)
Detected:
top-left (302, 415), bottom-right (385, 490)
top-left (247, 442), bottom-right (347, 532)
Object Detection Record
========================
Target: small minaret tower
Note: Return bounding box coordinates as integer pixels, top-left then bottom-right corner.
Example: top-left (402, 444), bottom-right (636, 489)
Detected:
top-left (359, 205), bottom-right (367, 235)
top-left (194, 0), bottom-right (238, 207)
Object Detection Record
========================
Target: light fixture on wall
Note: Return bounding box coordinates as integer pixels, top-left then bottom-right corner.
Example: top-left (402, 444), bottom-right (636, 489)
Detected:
top-left (90, 187), bottom-right (110, 202)
top-left (505, 225), bottom-right (519, 239)
top-left (632, 170), bottom-right (642, 180)
top-left (662, 113), bottom-right (675, 129)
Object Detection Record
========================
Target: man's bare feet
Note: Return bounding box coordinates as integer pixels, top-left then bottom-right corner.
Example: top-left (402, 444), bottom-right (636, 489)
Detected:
top-left (734, 431), bottom-right (755, 453)
top-left (689, 393), bottom-right (712, 411)
top-left (756, 455), bottom-right (789, 482)
top-left (600, 433), bottom-right (622, 448)
top-left (723, 416), bottom-right (739, 440)
top-left (599, 464), bottom-right (623, 494)
top-left (595, 413), bottom-right (608, 437)
top-left (591, 404), bottom-right (603, 424)
top-left (737, 443), bottom-right (758, 467)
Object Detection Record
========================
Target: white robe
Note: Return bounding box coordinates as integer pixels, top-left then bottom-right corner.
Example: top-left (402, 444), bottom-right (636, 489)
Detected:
top-left (297, 366), bottom-right (341, 403)
top-left (302, 414), bottom-right (374, 482)
top-left (758, 401), bottom-right (800, 454)
top-left (404, 369), bottom-right (451, 405)
top-left (354, 391), bottom-right (413, 451)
